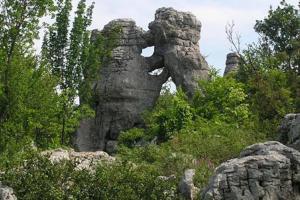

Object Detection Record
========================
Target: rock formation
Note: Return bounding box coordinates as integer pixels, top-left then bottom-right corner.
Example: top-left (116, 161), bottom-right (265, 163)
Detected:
top-left (223, 52), bottom-right (240, 76)
top-left (74, 118), bottom-right (95, 152)
top-left (278, 113), bottom-right (300, 151)
top-left (93, 19), bottom-right (169, 151)
top-left (41, 148), bottom-right (115, 171)
top-left (179, 169), bottom-right (199, 200)
top-left (149, 7), bottom-right (209, 98)
top-left (75, 8), bottom-right (210, 152)
top-left (201, 141), bottom-right (300, 200)
top-left (0, 182), bottom-right (17, 200)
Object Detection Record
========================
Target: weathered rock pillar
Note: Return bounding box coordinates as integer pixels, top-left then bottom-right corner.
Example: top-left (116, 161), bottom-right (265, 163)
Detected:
top-left (93, 19), bottom-right (169, 151)
top-left (149, 7), bottom-right (210, 98)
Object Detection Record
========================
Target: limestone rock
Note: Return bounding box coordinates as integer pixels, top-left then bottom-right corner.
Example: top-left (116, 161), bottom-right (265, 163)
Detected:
top-left (278, 113), bottom-right (300, 151)
top-left (93, 19), bottom-right (169, 151)
top-left (149, 7), bottom-right (209, 98)
top-left (201, 141), bottom-right (300, 200)
top-left (74, 118), bottom-right (97, 152)
top-left (0, 182), bottom-right (17, 200)
top-left (75, 8), bottom-right (211, 152)
top-left (224, 52), bottom-right (240, 76)
top-left (179, 169), bottom-right (199, 200)
top-left (41, 148), bottom-right (115, 170)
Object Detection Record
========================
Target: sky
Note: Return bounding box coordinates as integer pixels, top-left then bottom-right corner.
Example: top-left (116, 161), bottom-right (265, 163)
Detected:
top-left (75, 0), bottom-right (299, 74)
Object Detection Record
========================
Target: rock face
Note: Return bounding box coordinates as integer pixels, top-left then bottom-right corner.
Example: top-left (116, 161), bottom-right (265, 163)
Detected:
top-left (93, 19), bottom-right (169, 151)
top-left (74, 118), bottom-right (95, 151)
top-left (201, 141), bottom-right (300, 200)
top-left (179, 169), bottom-right (199, 200)
top-left (149, 7), bottom-right (209, 98)
top-left (41, 148), bottom-right (115, 171)
top-left (278, 113), bottom-right (300, 151)
top-left (223, 52), bottom-right (240, 76)
top-left (0, 182), bottom-right (17, 200)
top-left (75, 8), bottom-right (210, 152)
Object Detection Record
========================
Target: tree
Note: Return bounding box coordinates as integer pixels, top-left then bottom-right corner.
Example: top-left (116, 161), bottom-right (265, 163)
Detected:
top-left (42, 0), bottom-right (95, 145)
top-left (236, 0), bottom-right (300, 118)
top-left (254, 0), bottom-right (300, 73)
top-left (0, 0), bottom-right (55, 123)
top-left (0, 0), bottom-right (67, 157)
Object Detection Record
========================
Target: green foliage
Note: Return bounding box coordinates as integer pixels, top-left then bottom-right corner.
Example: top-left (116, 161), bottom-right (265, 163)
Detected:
top-left (0, 0), bottom-right (120, 167)
top-left (118, 119), bottom-right (264, 191)
top-left (236, 0), bottom-right (299, 134)
top-left (42, 0), bottom-right (121, 144)
top-left (193, 76), bottom-right (249, 123)
top-left (119, 128), bottom-right (146, 147)
top-left (0, 0), bottom-right (62, 162)
top-left (254, 0), bottom-right (300, 72)
top-left (247, 69), bottom-right (293, 119)
top-left (146, 89), bottom-right (194, 142)
top-left (42, 0), bottom-right (96, 145)
top-left (1, 154), bottom-right (177, 200)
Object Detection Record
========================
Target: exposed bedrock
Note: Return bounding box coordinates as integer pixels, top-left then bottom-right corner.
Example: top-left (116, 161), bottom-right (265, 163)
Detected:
top-left (278, 113), bottom-right (300, 151)
top-left (201, 141), bottom-right (300, 200)
top-left (0, 182), bottom-right (17, 200)
top-left (149, 7), bottom-right (210, 98)
top-left (93, 19), bottom-right (169, 151)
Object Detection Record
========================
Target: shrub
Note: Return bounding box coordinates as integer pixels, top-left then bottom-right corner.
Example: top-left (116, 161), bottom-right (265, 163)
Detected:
top-left (145, 89), bottom-right (194, 142)
top-left (193, 76), bottom-right (249, 124)
top-left (1, 154), bottom-right (178, 200)
top-left (118, 128), bottom-right (146, 147)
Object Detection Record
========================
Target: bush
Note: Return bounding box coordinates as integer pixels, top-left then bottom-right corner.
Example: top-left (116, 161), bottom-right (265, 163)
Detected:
top-left (145, 89), bottom-right (194, 142)
top-left (1, 154), bottom-right (178, 200)
top-left (118, 118), bottom-right (265, 190)
top-left (193, 76), bottom-right (249, 124)
top-left (118, 128), bottom-right (146, 147)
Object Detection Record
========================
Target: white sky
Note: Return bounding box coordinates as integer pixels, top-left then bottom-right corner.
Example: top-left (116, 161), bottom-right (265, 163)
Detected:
top-left (38, 0), bottom-right (299, 74)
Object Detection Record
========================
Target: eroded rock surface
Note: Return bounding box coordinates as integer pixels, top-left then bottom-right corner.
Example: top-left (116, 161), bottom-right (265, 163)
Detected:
top-left (201, 141), bottom-right (300, 200)
top-left (74, 118), bottom-right (96, 151)
top-left (93, 19), bottom-right (169, 151)
top-left (179, 169), bottom-right (199, 200)
top-left (41, 148), bottom-right (115, 170)
top-left (0, 182), bottom-right (17, 200)
top-left (75, 8), bottom-right (210, 152)
top-left (149, 7), bottom-right (209, 98)
top-left (278, 113), bottom-right (300, 151)
top-left (224, 52), bottom-right (240, 76)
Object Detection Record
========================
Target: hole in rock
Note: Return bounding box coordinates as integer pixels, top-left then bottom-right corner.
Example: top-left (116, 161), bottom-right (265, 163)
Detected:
top-left (141, 46), bottom-right (154, 57)
top-left (259, 180), bottom-right (263, 187)
top-left (148, 68), bottom-right (164, 76)
top-left (160, 77), bottom-right (176, 94)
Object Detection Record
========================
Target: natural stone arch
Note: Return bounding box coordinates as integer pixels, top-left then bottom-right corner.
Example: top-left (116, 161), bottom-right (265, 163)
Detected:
top-left (75, 8), bottom-right (210, 153)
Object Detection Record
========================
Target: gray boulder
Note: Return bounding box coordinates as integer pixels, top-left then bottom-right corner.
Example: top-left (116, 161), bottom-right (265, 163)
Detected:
top-left (278, 113), bottom-right (300, 151)
top-left (179, 169), bottom-right (199, 200)
top-left (0, 182), bottom-right (17, 200)
top-left (201, 141), bottom-right (300, 200)
top-left (93, 19), bottom-right (169, 151)
top-left (223, 52), bottom-right (240, 76)
top-left (149, 7), bottom-right (209, 99)
top-left (41, 148), bottom-right (115, 171)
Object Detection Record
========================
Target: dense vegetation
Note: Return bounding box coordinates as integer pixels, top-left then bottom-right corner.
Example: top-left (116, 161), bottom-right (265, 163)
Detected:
top-left (0, 0), bottom-right (299, 199)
